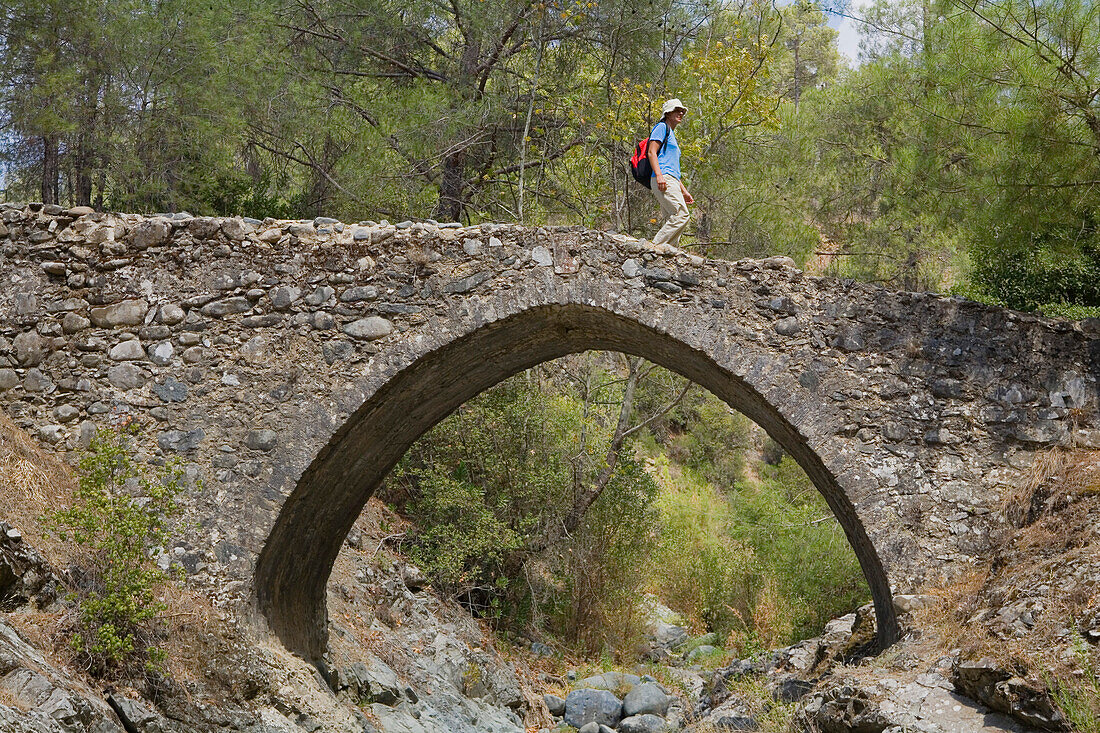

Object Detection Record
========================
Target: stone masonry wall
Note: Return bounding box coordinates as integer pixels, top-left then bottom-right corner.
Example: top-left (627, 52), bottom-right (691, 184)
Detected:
top-left (0, 201), bottom-right (1097, 658)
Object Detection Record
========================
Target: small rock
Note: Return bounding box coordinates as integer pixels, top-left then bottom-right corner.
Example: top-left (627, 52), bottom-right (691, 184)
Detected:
top-left (342, 316), bottom-right (393, 340)
top-left (564, 689), bottom-right (623, 729)
top-left (152, 377), bottom-right (189, 403)
top-left (245, 429), bottom-right (278, 452)
top-left (532, 246), bottom-right (553, 266)
top-left (158, 428), bottom-right (205, 453)
top-left (107, 363), bottom-right (147, 390)
top-left (61, 312), bottom-right (90, 334)
top-left (618, 714), bottom-right (667, 733)
top-left (340, 286), bottom-right (379, 303)
top-left (108, 339), bottom-right (146, 361)
top-left (89, 299), bottom-right (148, 328)
top-left (149, 341), bottom-right (174, 366)
top-left (545, 694), bottom-right (566, 717)
top-left (0, 369), bottom-right (18, 390)
top-left (158, 303), bottom-right (186, 325)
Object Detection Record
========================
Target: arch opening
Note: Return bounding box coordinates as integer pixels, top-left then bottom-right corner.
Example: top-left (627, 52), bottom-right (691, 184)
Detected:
top-left (255, 304), bottom-right (899, 660)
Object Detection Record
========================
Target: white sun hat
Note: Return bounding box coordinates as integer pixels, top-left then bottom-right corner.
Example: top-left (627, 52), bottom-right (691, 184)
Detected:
top-left (661, 98), bottom-right (688, 116)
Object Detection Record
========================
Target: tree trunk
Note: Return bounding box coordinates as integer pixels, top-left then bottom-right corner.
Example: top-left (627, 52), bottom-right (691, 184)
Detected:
top-left (73, 133), bottom-right (93, 207)
top-left (40, 135), bottom-right (60, 205)
top-left (433, 150), bottom-right (467, 222)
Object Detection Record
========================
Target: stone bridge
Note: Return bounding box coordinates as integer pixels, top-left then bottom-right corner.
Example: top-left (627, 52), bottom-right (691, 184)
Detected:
top-left (1, 202), bottom-right (1097, 663)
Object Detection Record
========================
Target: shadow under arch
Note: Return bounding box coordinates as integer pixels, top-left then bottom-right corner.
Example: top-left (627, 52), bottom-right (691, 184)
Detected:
top-left (255, 303), bottom-right (899, 662)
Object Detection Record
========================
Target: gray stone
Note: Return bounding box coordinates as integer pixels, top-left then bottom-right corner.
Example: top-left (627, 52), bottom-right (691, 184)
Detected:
top-left (622, 682), bottom-right (671, 717)
top-left (564, 689), bottom-right (622, 729)
top-left (310, 311), bottom-right (336, 330)
top-left (245, 429), bottom-right (278, 452)
top-left (775, 316), bottom-right (801, 336)
top-left (13, 331), bottom-right (46, 366)
top-left (305, 286), bottom-right (334, 306)
top-left (532, 246), bottom-right (553, 266)
top-left (37, 424), bottom-right (65, 443)
top-left (201, 297), bottom-right (252, 318)
top-left (61, 312), bottom-right (90, 334)
top-left (0, 369), bottom-right (18, 390)
top-left (622, 259), bottom-right (642, 278)
top-left (22, 368), bottom-right (53, 392)
top-left (340, 656), bottom-right (404, 705)
top-left (443, 271), bottom-right (492, 294)
top-left (107, 363), bottom-right (147, 390)
top-left (149, 341), bottom-right (174, 366)
top-left (158, 428), bottom-right (205, 453)
top-left (618, 714), bottom-right (667, 733)
top-left (52, 405), bottom-right (79, 423)
top-left (342, 317), bottom-right (394, 340)
top-left (577, 671), bottom-right (640, 693)
top-left (130, 219), bottom-right (170, 249)
top-left (158, 303), bottom-right (185, 325)
top-left (182, 346), bottom-right (206, 363)
top-left (222, 218), bottom-right (251, 240)
top-left (685, 644), bottom-right (720, 662)
top-left (340, 286), bottom-right (379, 303)
top-left (108, 339), bottom-right (146, 361)
top-left (89, 299), bottom-right (148, 328)
top-left (544, 693), bottom-right (566, 717)
top-left (578, 723), bottom-right (600, 733)
top-left (270, 286), bottom-right (301, 311)
top-left (152, 377), bottom-right (188, 403)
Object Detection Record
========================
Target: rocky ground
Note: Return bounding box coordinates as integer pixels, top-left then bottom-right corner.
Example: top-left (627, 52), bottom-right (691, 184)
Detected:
top-left (1, 399), bottom-right (1098, 732)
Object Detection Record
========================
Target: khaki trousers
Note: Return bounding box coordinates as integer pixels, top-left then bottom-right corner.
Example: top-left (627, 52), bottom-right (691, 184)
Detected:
top-left (650, 176), bottom-right (690, 246)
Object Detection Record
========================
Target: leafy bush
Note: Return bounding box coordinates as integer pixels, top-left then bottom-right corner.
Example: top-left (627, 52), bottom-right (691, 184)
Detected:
top-left (385, 366), bottom-right (660, 652)
top-left (649, 454), bottom-right (869, 649)
top-left (546, 454), bottom-right (659, 657)
top-left (648, 456), bottom-right (759, 640)
top-left (48, 426), bottom-right (186, 679)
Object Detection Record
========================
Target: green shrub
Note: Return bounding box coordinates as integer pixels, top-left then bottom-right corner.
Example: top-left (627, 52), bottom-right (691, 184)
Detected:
top-left (649, 454), bottom-right (869, 649)
top-left (1050, 639), bottom-right (1100, 733)
top-left (48, 426), bottom-right (186, 679)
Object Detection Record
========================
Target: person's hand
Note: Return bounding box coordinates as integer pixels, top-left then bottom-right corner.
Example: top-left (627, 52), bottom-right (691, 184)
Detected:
top-left (684, 190), bottom-right (694, 204)
top-left (657, 176), bottom-right (667, 192)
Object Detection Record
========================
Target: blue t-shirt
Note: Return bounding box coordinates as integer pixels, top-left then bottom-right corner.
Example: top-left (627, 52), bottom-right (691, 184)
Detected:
top-left (649, 121), bottom-right (681, 180)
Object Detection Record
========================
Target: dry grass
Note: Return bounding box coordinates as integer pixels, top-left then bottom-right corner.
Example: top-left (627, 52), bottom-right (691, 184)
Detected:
top-left (911, 449), bottom-right (1100, 689)
top-left (0, 410), bottom-right (76, 563)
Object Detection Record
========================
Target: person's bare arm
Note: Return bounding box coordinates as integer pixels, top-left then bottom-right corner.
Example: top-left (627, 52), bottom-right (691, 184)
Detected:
top-left (647, 139), bottom-right (667, 191)
top-left (680, 179), bottom-right (693, 204)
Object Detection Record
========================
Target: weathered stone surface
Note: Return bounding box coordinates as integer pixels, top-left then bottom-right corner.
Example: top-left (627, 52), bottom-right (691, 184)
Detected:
top-left (152, 377), bottom-right (188, 403)
top-left (201, 297), bottom-right (251, 318)
top-left (622, 682), bottom-right (671, 717)
top-left (61, 312), bottom-right (89, 334)
top-left (245, 430), bottom-right (278, 452)
top-left (618, 714), bottom-right (668, 733)
top-left (13, 332), bottom-right (46, 366)
top-left (106, 363), bottom-right (146, 390)
top-left (564, 689), bottom-right (622, 729)
top-left (0, 211), bottom-right (1095, 667)
top-left (157, 428), bottom-right (205, 453)
top-left (108, 339), bottom-right (145, 361)
top-left (342, 317), bottom-right (393, 340)
top-left (130, 219), bottom-right (170, 249)
top-left (88, 299), bottom-right (148, 328)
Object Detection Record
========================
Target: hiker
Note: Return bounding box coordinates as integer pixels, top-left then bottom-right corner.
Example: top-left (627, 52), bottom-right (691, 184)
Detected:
top-left (647, 98), bottom-right (694, 246)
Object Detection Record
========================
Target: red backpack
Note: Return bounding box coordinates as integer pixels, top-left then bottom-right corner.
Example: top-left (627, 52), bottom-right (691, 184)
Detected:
top-left (630, 124), bottom-right (670, 188)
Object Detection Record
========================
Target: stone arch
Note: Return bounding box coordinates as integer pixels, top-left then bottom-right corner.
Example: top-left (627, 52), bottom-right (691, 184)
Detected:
top-left (255, 301), bottom-right (900, 661)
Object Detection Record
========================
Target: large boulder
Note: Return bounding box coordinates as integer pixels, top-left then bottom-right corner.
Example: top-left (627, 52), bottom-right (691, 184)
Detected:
top-left (622, 681), bottom-right (671, 717)
top-left (564, 689), bottom-right (622, 729)
top-left (952, 658), bottom-right (1067, 731)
